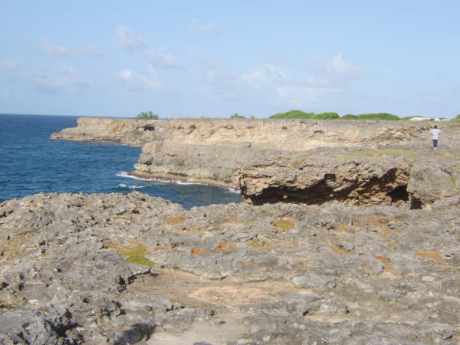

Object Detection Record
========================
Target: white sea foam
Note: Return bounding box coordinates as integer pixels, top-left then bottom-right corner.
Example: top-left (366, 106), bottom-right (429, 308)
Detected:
top-left (175, 181), bottom-right (196, 186)
top-left (228, 187), bottom-right (241, 194)
top-left (130, 185), bottom-right (145, 189)
top-left (116, 171), bottom-right (241, 193)
top-left (116, 171), bottom-right (150, 181)
top-left (118, 183), bottom-right (145, 190)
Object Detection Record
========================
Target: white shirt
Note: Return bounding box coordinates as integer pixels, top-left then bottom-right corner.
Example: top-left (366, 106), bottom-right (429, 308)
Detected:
top-left (431, 128), bottom-right (441, 140)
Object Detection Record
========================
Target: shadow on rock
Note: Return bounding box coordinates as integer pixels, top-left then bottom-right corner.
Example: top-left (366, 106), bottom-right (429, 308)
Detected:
top-left (113, 323), bottom-right (155, 345)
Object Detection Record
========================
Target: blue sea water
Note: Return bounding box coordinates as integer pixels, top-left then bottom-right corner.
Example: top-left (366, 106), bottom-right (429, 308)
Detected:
top-left (0, 114), bottom-right (241, 208)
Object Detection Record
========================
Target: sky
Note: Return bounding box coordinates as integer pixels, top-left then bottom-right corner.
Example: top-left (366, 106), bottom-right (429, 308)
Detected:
top-left (1, 0), bottom-right (460, 118)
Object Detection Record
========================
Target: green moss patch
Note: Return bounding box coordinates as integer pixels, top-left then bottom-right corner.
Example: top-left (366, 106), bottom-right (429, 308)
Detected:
top-left (272, 218), bottom-right (296, 232)
top-left (126, 255), bottom-right (156, 268)
top-left (106, 241), bottom-right (156, 268)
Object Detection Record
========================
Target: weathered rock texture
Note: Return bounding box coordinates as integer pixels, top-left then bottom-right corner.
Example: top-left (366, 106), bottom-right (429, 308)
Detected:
top-left (52, 117), bottom-right (448, 149)
top-left (1, 192), bottom-right (460, 344)
top-left (53, 118), bottom-right (460, 207)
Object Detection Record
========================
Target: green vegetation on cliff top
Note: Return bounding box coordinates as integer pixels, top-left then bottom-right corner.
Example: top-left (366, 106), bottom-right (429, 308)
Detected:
top-left (137, 111), bottom-right (159, 119)
top-left (230, 113), bottom-right (246, 119)
top-left (271, 110), bottom-right (340, 120)
top-left (270, 110), bottom-right (401, 120)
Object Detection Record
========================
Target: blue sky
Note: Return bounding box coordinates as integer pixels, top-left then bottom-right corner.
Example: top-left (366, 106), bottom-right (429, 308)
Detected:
top-left (1, 0), bottom-right (460, 117)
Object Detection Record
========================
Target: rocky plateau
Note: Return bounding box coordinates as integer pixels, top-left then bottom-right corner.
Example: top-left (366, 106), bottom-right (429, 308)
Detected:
top-left (1, 192), bottom-right (460, 344)
top-left (0, 118), bottom-right (459, 344)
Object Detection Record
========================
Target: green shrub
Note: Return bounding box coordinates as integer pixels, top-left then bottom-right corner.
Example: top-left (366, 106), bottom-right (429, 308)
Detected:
top-left (270, 110), bottom-right (401, 121)
top-left (230, 113), bottom-right (246, 119)
top-left (350, 113), bottom-right (400, 120)
top-left (315, 112), bottom-right (340, 120)
top-left (270, 110), bottom-right (321, 119)
top-left (137, 111), bottom-right (159, 119)
top-left (342, 114), bottom-right (359, 120)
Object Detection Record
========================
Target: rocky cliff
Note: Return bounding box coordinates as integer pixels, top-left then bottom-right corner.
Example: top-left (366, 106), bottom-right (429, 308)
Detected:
top-left (52, 117), bottom-right (438, 149)
top-left (53, 118), bottom-right (460, 208)
top-left (1, 192), bottom-right (459, 344)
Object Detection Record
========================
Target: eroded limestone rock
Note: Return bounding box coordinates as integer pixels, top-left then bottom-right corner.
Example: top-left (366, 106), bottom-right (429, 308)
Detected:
top-left (53, 119), bottom-right (460, 207)
top-left (1, 192), bottom-right (459, 344)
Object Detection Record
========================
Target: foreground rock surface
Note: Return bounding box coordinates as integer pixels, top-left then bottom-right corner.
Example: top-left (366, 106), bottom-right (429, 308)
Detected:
top-left (1, 192), bottom-right (459, 344)
top-left (53, 118), bottom-right (460, 207)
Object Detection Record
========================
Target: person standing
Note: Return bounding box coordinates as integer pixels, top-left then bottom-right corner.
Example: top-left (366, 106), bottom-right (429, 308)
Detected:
top-left (431, 125), bottom-right (441, 150)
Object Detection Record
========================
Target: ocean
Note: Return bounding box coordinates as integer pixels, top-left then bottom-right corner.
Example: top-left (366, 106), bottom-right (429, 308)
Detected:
top-left (0, 114), bottom-right (241, 208)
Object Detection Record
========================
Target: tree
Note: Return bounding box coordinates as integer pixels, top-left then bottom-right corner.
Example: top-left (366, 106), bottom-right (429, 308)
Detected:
top-left (137, 111), bottom-right (159, 119)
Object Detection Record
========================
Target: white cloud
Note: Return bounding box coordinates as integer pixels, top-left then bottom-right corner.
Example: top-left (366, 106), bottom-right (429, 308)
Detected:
top-left (147, 49), bottom-right (180, 69)
top-left (42, 42), bottom-right (72, 57)
top-left (115, 26), bottom-right (181, 71)
top-left (116, 26), bottom-right (146, 51)
top-left (33, 66), bottom-right (90, 93)
top-left (117, 68), bottom-right (160, 91)
top-left (118, 69), bottom-right (133, 81)
top-left (41, 41), bottom-right (101, 57)
top-left (191, 19), bottom-right (220, 34)
top-left (230, 53), bottom-right (361, 108)
top-left (0, 59), bottom-right (19, 72)
top-left (240, 64), bottom-right (287, 88)
top-left (276, 85), bottom-right (342, 105)
top-left (33, 75), bottom-right (65, 93)
top-left (326, 53), bottom-right (361, 80)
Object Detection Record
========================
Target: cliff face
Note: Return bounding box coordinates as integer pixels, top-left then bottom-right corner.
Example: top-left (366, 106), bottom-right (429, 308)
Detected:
top-left (52, 118), bottom-right (460, 207)
top-left (52, 117), bottom-right (435, 148)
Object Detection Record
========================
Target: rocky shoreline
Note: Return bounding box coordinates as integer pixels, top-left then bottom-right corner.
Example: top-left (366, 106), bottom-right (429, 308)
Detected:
top-left (1, 118), bottom-right (459, 344)
top-left (52, 118), bottom-right (460, 208)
